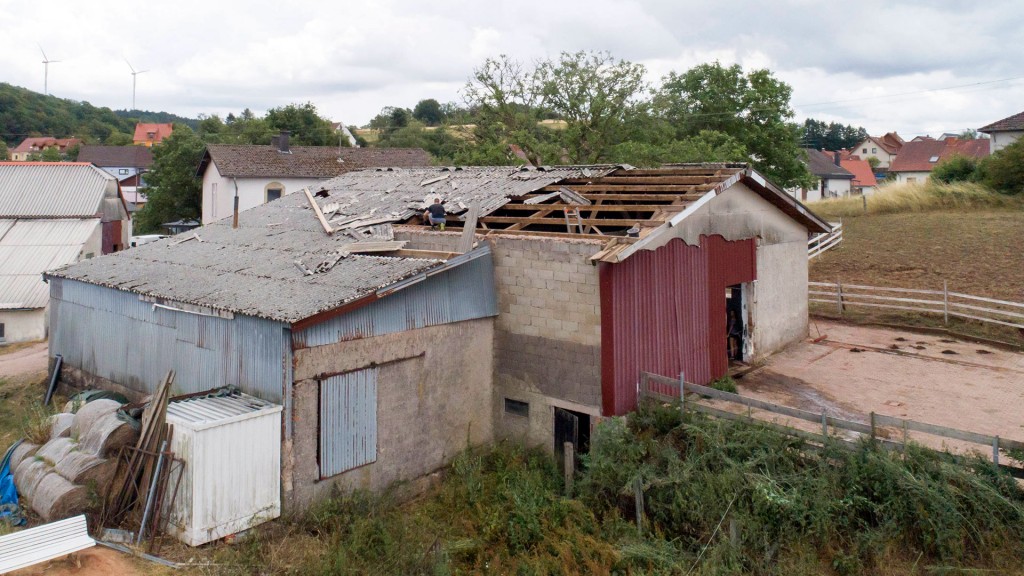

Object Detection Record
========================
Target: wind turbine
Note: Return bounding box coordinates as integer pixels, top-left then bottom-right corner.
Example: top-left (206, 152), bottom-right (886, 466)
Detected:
top-left (125, 59), bottom-right (149, 111)
top-left (39, 45), bottom-right (60, 95)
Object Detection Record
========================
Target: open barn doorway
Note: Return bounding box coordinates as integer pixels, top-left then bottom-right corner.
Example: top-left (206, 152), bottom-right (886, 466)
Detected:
top-left (554, 407), bottom-right (590, 474)
top-left (726, 284), bottom-right (749, 364)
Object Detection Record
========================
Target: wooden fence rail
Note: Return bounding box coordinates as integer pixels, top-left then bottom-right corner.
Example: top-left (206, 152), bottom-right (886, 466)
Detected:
top-left (640, 372), bottom-right (1024, 476)
top-left (808, 221), bottom-right (843, 260)
top-left (809, 280), bottom-right (1024, 331)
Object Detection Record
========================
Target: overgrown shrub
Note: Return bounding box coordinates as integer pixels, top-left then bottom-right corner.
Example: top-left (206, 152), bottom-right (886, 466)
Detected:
top-left (931, 154), bottom-right (980, 184)
top-left (979, 137), bottom-right (1024, 195)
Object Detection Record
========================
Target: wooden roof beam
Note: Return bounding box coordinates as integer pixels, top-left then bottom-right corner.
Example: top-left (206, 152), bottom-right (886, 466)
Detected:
top-left (479, 216), bottom-right (662, 227)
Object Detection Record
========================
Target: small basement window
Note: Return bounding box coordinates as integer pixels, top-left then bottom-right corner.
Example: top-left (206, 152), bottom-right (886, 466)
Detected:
top-left (504, 398), bottom-right (529, 417)
top-left (0, 323), bottom-right (5, 342)
top-left (265, 182), bottom-right (284, 203)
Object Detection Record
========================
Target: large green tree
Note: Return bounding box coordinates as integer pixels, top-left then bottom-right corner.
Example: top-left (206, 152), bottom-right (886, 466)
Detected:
top-left (657, 62), bottom-right (811, 187)
top-left (134, 126), bottom-right (205, 233)
top-left (412, 99), bottom-right (444, 126)
top-left (978, 138), bottom-right (1024, 195)
top-left (264, 102), bottom-right (337, 146)
top-left (801, 118), bottom-right (868, 151)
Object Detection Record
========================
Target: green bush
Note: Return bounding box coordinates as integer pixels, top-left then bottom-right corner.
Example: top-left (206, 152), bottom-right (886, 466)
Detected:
top-left (979, 137), bottom-right (1024, 195)
top-left (931, 154), bottom-right (980, 184)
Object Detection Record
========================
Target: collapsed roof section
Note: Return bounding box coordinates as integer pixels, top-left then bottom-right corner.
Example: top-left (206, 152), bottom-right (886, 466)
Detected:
top-left (311, 163), bottom-right (829, 261)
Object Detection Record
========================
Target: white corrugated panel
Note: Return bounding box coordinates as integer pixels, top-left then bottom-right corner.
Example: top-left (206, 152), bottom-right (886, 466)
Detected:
top-left (0, 219), bottom-right (98, 309)
top-left (0, 164), bottom-right (113, 217)
top-left (0, 276), bottom-right (49, 308)
top-left (164, 391), bottom-right (282, 546)
top-left (0, 515), bottom-right (95, 573)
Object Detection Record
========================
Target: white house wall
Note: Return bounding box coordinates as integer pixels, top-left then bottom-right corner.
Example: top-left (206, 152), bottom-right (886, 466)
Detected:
top-left (0, 309), bottom-right (46, 342)
top-left (894, 171), bottom-right (932, 184)
top-left (990, 131), bottom-right (1021, 153)
top-left (201, 162), bottom-right (324, 224)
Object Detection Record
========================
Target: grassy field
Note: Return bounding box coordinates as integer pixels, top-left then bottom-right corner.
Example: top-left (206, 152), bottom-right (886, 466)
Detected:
top-left (807, 183), bottom-right (1024, 343)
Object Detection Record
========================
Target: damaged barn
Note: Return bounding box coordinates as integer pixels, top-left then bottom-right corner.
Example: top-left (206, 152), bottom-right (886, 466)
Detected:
top-left (46, 162), bottom-right (829, 517)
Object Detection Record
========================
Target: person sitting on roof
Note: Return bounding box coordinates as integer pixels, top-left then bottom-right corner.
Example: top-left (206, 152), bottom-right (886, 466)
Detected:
top-left (423, 197), bottom-right (446, 231)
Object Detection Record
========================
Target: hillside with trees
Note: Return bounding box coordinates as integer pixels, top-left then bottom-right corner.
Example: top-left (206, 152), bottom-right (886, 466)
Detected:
top-left (0, 82), bottom-right (197, 148)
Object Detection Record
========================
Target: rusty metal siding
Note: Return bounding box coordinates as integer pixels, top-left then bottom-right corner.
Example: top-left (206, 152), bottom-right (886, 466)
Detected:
top-left (49, 277), bottom-right (288, 402)
top-left (319, 367), bottom-right (378, 478)
top-left (601, 235), bottom-right (757, 416)
top-left (293, 251), bottom-right (497, 348)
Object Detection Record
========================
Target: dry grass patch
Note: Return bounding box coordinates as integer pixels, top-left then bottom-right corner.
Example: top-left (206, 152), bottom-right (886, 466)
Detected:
top-left (809, 181), bottom-right (1023, 220)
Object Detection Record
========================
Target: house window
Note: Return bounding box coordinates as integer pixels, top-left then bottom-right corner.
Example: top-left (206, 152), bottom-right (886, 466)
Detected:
top-left (319, 367), bottom-right (378, 478)
top-left (862, 148), bottom-right (867, 153)
top-left (504, 398), bottom-right (529, 417)
top-left (871, 147), bottom-right (877, 154)
top-left (907, 177), bottom-right (917, 183)
top-left (265, 182), bottom-right (284, 203)
top-left (118, 168), bottom-right (129, 175)
top-left (211, 182), bottom-right (218, 219)
top-left (0, 323), bottom-right (5, 341)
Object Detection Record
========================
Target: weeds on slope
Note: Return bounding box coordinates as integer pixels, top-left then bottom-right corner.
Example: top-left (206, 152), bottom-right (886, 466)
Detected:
top-left (579, 400), bottom-right (1024, 575)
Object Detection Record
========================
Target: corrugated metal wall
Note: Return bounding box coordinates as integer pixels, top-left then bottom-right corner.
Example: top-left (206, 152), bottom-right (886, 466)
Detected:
top-left (319, 367), bottom-right (378, 478)
top-left (293, 251), bottom-right (498, 348)
top-left (50, 278), bottom-right (288, 402)
top-left (600, 235), bottom-right (756, 416)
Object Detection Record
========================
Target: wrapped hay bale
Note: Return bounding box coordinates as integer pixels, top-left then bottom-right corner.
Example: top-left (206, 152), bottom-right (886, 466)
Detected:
top-left (80, 411), bottom-right (138, 457)
top-left (50, 413), bottom-right (75, 439)
top-left (9, 442), bottom-right (39, 472)
top-left (70, 399), bottom-right (122, 438)
top-left (31, 470), bottom-right (89, 522)
top-left (12, 458), bottom-right (51, 509)
top-left (36, 437), bottom-right (77, 465)
top-left (55, 452), bottom-right (117, 497)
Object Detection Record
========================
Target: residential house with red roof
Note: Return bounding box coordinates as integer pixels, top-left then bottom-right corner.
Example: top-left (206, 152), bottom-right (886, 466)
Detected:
top-left (979, 111), bottom-right (1024, 154)
top-left (850, 132), bottom-right (904, 171)
top-left (793, 149), bottom-right (854, 202)
top-left (198, 131), bottom-right (433, 224)
top-left (8, 137), bottom-right (82, 161)
top-left (133, 123), bottom-right (174, 147)
top-left (888, 138), bottom-right (989, 184)
top-left (839, 156), bottom-right (878, 196)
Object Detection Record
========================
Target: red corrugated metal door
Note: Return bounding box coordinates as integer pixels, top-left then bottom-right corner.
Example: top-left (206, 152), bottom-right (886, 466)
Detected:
top-left (600, 235), bottom-right (756, 416)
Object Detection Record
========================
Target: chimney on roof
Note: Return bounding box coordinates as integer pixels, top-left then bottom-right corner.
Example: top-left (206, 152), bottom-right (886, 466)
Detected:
top-left (833, 151), bottom-right (841, 166)
top-left (277, 130), bottom-right (291, 153)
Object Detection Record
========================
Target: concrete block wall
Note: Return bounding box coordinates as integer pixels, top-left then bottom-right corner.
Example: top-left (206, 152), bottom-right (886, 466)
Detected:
top-left (491, 236), bottom-right (606, 450)
top-left (396, 228), bottom-right (608, 452)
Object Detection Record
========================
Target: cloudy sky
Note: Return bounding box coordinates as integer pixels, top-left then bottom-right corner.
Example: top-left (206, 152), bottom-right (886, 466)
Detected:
top-left (2, 0), bottom-right (1021, 138)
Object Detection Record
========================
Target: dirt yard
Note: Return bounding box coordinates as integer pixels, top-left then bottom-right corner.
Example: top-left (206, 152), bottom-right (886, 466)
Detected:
top-left (0, 341), bottom-right (48, 379)
top-left (731, 320), bottom-right (1024, 455)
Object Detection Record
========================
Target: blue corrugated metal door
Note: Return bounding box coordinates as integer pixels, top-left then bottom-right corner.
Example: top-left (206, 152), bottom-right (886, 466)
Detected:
top-left (319, 367), bottom-right (378, 478)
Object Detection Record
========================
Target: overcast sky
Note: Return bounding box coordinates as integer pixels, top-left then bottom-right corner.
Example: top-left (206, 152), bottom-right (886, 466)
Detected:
top-left (2, 0), bottom-right (1021, 138)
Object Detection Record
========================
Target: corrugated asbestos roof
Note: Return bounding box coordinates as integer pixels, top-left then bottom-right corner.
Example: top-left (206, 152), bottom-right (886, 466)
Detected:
top-left (202, 145), bottom-right (433, 178)
top-left (313, 165), bottom-right (619, 223)
top-left (0, 163), bottom-right (116, 217)
top-left (167, 391), bottom-right (280, 424)
top-left (0, 218), bottom-right (99, 309)
top-left (47, 189), bottom-right (445, 323)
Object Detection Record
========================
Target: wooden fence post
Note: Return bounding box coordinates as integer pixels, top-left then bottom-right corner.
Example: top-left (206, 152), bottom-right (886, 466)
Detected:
top-left (902, 420), bottom-right (908, 459)
top-left (563, 442), bottom-right (575, 495)
top-left (836, 280), bottom-right (844, 315)
top-left (993, 436), bottom-right (1000, 468)
top-left (821, 411), bottom-right (828, 438)
top-left (943, 280), bottom-right (949, 326)
top-left (870, 412), bottom-right (876, 442)
top-left (640, 372), bottom-right (648, 401)
top-left (862, 196), bottom-right (867, 214)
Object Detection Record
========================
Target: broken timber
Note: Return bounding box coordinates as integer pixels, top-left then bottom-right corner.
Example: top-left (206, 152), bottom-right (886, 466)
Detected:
top-left (303, 187), bottom-right (335, 235)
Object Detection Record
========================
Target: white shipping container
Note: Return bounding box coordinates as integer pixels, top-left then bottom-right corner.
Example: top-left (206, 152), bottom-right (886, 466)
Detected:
top-left (163, 391), bottom-right (282, 546)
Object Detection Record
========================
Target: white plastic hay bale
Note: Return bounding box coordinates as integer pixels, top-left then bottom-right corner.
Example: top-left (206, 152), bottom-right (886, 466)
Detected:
top-left (49, 413), bottom-right (75, 439)
top-left (35, 437), bottom-right (77, 465)
top-left (79, 412), bottom-right (138, 458)
top-left (31, 471), bottom-right (89, 522)
top-left (8, 442), bottom-right (39, 472)
top-left (55, 452), bottom-right (117, 497)
top-left (69, 399), bottom-right (122, 439)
